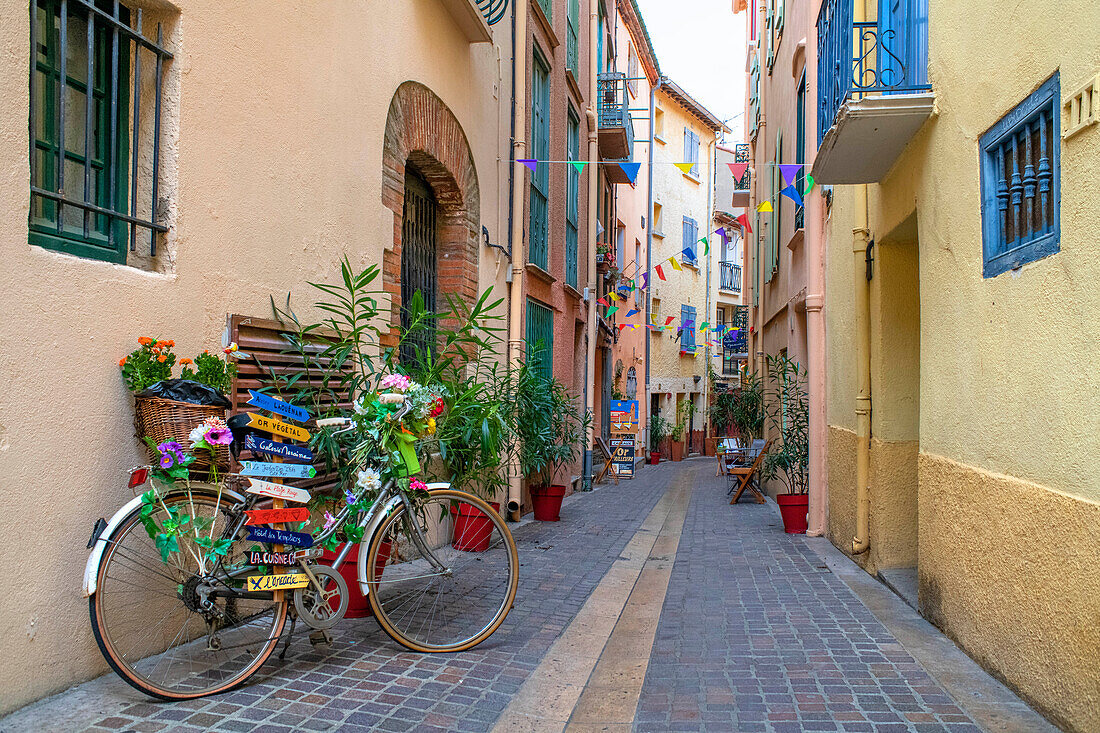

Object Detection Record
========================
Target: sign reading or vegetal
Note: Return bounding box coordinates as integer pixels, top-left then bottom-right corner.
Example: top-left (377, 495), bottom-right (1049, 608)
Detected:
top-left (244, 434), bottom-right (315, 462)
top-left (244, 507), bottom-right (311, 526)
top-left (609, 400), bottom-right (640, 433)
top-left (240, 461), bottom-right (317, 479)
top-left (245, 413), bottom-right (311, 442)
top-left (246, 477), bottom-right (311, 504)
top-left (247, 550), bottom-right (297, 566)
top-left (246, 390), bottom-right (310, 423)
top-left (610, 435), bottom-right (636, 479)
top-left (246, 526), bottom-right (314, 548)
top-left (246, 573), bottom-right (311, 591)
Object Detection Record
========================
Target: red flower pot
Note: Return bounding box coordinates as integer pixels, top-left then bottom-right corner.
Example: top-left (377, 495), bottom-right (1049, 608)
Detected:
top-left (320, 541), bottom-right (392, 618)
top-left (776, 494), bottom-right (809, 534)
top-left (450, 501), bottom-right (500, 552)
top-left (649, 451), bottom-right (661, 465)
top-left (530, 485), bottom-right (566, 522)
top-left (670, 441), bottom-right (684, 462)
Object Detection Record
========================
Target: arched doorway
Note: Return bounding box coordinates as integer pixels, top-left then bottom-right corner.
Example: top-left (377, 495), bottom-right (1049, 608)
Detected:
top-left (400, 169), bottom-right (438, 364)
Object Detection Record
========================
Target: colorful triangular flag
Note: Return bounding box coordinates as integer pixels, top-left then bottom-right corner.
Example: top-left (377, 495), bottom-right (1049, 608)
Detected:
top-left (757, 201), bottom-right (773, 213)
top-left (715, 227), bottom-right (726, 241)
top-left (728, 162), bottom-right (749, 183)
top-left (674, 163), bottom-right (695, 175)
top-left (626, 309), bottom-right (639, 317)
top-left (682, 247), bottom-right (696, 262)
top-left (700, 237), bottom-right (709, 256)
top-left (778, 163), bottom-right (803, 186)
top-left (618, 162), bottom-right (642, 184)
top-left (668, 257), bottom-right (682, 272)
top-left (597, 297), bottom-right (608, 306)
top-left (518, 159), bottom-right (537, 173)
top-left (780, 184), bottom-right (804, 208)
top-left (571, 161), bottom-right (588, 174)
top-left (803, 174), bottom-right (815, 196)
top-left (736, 213), bottom-right (752, 234)
top-left (639, 273), bottom-right (649, 289)
top-left (606, 306), bottom-right (620, 318)
top-left (699, 322), bottom-right (709, 331)
top-left (655, 264), bottom-right (666, 280)
top-left (617, 323), bottom-right (627, 332)
top-left (664, 316), bottom-right (675, 326)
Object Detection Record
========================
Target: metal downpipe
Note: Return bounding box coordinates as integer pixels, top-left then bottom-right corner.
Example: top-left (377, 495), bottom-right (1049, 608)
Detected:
top-left (852, 183), bottom-right (871, 554)
top-left (582, 1), bottom-right (599, 491)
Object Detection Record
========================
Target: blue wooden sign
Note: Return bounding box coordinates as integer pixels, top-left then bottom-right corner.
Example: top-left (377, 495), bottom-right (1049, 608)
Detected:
top-left (244, 434), bottom-right (314, 463)
top-left (241, 461), bottom-right (317, 479)
top-left (246, 526), bottom-right (314, 548)
top-left (246, 390), bottom-right (310, 423)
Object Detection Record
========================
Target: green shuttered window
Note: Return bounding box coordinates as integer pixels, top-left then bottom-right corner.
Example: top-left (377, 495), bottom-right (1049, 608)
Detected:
top-left (566, 110), bottom-right (580, 289)
top-left (529, 49), bottom-right (550, 271)
top-left (526, 299), bottom-right (554, 380)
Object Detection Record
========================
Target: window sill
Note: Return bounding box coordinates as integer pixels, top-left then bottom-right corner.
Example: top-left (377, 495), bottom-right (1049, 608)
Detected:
top-left (681, 259), bottom-right (699, 270)
top-left (526, 262), bottom-right (557, 285)
top-left (652, 230), bottom-right (665, 239)
top-left (681, 171), bottom-right (701, 184)
top-left (563, 282), bottom-right (583, 301)
top-left (786, 227), bottom-right (805, 252)
top-left (530, 0), bottom-right (559, 48)
top-left (655, 134), bottom-right (667, 145)
top-left (566, 69), bottom-right (584, 102)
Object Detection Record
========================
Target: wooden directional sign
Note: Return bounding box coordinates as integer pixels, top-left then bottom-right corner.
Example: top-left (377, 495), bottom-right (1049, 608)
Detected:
top-left (246, 477), bottom-right (311, 504)
top-left (244, 507), bottom-right (311, 526)
top-left (244, 434), bottom-right (314, 463)
top-left (246, 390), bottom-right (310, 423)
top-left (246, 525), bottom-right (314, 548)
top-left (245, 413), bottom-right (311, 442)
top-left (246, 573), bottom-right (311, 591)
top-left (241, 461), bottom-right (317, 479)
top-left (247, 550), bottom-right (297, 566)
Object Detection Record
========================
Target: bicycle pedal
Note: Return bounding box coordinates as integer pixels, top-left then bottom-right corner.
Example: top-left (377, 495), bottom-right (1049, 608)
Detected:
top-left (308, 629), bottom-right (333, 646)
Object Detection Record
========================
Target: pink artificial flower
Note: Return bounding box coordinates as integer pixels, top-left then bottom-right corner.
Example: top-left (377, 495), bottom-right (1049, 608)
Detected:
top-left (380, 373), bottom-right (411, 392)
top-left (205, 427), bottom-right (233, 445)
top-left (323, 512), bottom-right (337, 531)
top-left (409, 478), bottom-right (428, 492)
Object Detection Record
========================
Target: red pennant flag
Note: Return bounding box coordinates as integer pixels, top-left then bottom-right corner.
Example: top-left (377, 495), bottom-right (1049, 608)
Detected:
top-left (655, 264), bottom-right (666, 280)
top-left (736, 213), bottom-right (752, 234)
top-left (728, 162), bottom-right (749, 183)
top-left (664, 316), bottom-right (675, 326)
top-left (617, 323), bottom-right (627, 332)
top-left (597, 297), bottom-right (608, 306)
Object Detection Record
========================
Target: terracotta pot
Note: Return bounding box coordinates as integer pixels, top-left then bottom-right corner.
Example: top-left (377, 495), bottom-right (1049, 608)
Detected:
top-left (670, 441), bottom-right (684, 462)
top-left (776, 494), bottom-right (809, 534)
top-left (704, 438), bottom-right (717, 457)
top-left (320, 541), bottom-right (392, 618)
top-left (649, 451), bottom-right (661, 465)
top-left (450, 501), bottom-right (500, 552)
top-left (530, 485), bottom-right (567, 521)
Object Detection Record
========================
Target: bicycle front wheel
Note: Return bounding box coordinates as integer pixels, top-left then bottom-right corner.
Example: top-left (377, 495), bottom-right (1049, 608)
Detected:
top-left (362, 489), bottom-right (518, 652)
top-left (90, 490), bottom-right (288, 699)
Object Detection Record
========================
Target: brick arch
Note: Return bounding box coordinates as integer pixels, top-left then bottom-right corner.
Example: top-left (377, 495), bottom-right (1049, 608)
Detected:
top-left (381, 81), bottom-right (480, 345)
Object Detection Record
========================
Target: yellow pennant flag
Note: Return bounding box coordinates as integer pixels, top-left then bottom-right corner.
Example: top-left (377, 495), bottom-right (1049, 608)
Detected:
top-left (674, 163), bottom-right (695, 175)
top-left (757, 201), bottom-right (773, 212)
top-left (668, 257), bottom-right (683, 272)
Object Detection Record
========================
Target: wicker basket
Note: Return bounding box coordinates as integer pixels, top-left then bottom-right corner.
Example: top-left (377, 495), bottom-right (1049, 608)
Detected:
top-left (134, 395), bottom-right (230, 471)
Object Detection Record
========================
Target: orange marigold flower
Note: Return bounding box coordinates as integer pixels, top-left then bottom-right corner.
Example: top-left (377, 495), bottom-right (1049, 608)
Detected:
top-left (166, 340), bottom-right (175, 347)
top-left (138, 337), bottom-right (153, 346)
top-left (157, 355), bottom-right (167, 363)
top-left (119, 356), bottom-right (127, 367)
top-left (155, 340), bottom-right (168, 348)
top-left (179, 358), bottom-right (193, 365)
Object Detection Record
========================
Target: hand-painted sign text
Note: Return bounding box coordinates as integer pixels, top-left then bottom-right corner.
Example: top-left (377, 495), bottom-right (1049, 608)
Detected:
top-left (241, 461), bottom-right (316, 479)
top-left (246, 390), bottom-right (310, 423)
top-left (246, 526), bottom-right (314, 548)
top-left (245, 413), bottom-right (311, 442)
top-left (247, 550), bottom-right (297, 566)
top-left (246, 573), bottom-right (311, 591)
top-left (244, 507), bottom-right (311, 526)
top-left (244, 434), bottom-right (314, 463)
top-left (245, 477), bottom-right (311, 504)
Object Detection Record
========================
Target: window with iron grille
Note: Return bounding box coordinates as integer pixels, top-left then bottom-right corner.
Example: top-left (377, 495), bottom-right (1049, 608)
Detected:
top-left (400, 170), bottom-right (437, 366)
top-left (979, 73), bottom-right (1060, 278)
top-left (683, 128), bottom-right (700, 176)
top-left (681, 216), bottom-right (698, 265)
top-left (529, 48), bottom-right (551, 270)
top-left (526, 299), bottom-right (554, 380)
top-left (566, 0), bottom-right (579, 77)
top-left (30, 0), bottom-right (171, 263)
top-left (566, 110), bottom-right (580, 289)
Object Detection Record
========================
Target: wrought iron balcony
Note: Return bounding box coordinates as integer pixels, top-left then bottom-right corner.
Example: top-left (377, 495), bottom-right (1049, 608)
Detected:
top-left (815, 0), bottom-right (933, 183)
top-left (597, 72), bottom-right (634, 161)
top-left (437, 0), bottom-right (508, 42)
top-left (731, 143), bottom-right (751, 206)
top-left (720, 261), bottom-right (742, 293)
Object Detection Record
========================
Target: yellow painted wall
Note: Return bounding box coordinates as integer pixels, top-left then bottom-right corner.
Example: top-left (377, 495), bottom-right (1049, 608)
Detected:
top-left (0, 0), bottom-right (511, 713)
top-left (824, 2), bottom-right (1100, 728)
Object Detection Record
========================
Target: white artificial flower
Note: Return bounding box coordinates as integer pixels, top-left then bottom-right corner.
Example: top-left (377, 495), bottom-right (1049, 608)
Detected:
top-left (357, 467), bottom-right (381, 492)
top-left (353, 396), bottom-right (368, 415)
top-left (188, 425), bottom-right (207, 444)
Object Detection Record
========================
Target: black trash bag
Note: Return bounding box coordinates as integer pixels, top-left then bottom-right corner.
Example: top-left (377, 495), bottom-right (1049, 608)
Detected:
top-left (136, 379), bottom-right (232, 408)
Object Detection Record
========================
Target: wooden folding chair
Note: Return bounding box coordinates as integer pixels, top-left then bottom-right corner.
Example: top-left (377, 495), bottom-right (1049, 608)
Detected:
top-left (728, 439), bottom-right (771, 504)
top-left (593, 437), bottom-right (619, 485)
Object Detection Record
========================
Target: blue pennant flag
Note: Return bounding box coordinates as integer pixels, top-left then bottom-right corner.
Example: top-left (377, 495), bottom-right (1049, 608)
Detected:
top-left (682, 247), bottom-right (696, 262)
top-left (618, 162), bottom-right (642, 184)
top-left (780, 183), bottom-right (804, 208)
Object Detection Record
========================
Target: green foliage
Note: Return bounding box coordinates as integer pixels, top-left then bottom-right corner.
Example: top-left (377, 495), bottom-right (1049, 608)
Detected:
top-left (715, 372), bottom-right (764, 442)
top-left (180, 351), bottom-right (236, 395)
top-left (120, 337), bottom-right (175, 392)
top-left (513, 353), bottom-right (589, 487)
top-left (669, 399), bottom-right (695, 442)
top-left (648, 413), bottom-right (669, 452)
top-left (759, 354), bottom-right (809, 495)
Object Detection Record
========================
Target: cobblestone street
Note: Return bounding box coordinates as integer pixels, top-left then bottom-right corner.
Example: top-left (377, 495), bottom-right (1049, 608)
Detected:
top-left (3, 461), bottom-right (1054, 733)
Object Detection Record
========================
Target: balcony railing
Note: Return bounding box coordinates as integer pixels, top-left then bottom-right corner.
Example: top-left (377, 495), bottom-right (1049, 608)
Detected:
top-left (597, 72), bottom-right (634, 161)
top-left (817, 0), bottom-right (930, 145)
top-left (720, 262), bottom-right (742, 293)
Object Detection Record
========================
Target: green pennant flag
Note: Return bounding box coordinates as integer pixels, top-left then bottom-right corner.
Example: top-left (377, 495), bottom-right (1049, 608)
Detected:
top-left (699, 236), bottom-right (709, 256)
top-left (804, 174), bottom-right (815, 196)
top-left (571, 161), bottom-right (588, 175)
top-left (606, 305), bottom-right (620, 318)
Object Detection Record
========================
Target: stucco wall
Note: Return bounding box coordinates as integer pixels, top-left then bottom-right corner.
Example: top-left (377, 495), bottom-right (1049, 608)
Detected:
top-left (0, 0), bottom-right (512, 713)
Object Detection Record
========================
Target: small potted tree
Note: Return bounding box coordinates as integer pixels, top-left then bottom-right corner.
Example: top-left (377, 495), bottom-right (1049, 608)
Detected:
top-left (760, 355), bottom-right (809, 533)
top-left (515, 362), bottom-right (587, 521)
top-left (729, 372), bottom-right (764, 450)
top-left (648, 413), bottom-right (668, 464)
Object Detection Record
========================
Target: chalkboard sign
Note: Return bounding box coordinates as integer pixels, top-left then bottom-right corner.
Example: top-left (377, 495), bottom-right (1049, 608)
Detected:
top-left (610, 435), bottom-right (636, 479)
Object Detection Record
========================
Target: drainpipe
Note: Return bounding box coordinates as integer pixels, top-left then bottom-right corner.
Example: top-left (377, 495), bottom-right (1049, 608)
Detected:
top-left (583, 0), bottom-right (599, 491)
top-left (805, 36), bottom-right (827, 537)
top-left (852, 183), bottom-right (872, 554)
top-left (505, 0), bottom-right (528, 521)
top-left (703, 138), bottom-right (715, 443)
top-left (644, 80), bottom-right (658, 451)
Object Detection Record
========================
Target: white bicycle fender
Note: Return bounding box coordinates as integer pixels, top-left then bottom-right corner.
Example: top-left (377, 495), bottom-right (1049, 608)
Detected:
top-left (82, 486), bottom-right (247, 598)
top-left (356, 483), bottom-right (451, 597)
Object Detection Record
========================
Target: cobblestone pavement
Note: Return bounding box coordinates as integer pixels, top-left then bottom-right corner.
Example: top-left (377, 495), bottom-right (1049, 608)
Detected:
top-left (634, 464), bottom-right (983, 733)
top-left (3, 461), bottom-right (1052, 733)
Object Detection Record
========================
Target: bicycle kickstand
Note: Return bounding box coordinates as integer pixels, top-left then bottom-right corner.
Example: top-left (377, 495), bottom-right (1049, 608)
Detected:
top-left (279, 616), bottom-right (296, 661)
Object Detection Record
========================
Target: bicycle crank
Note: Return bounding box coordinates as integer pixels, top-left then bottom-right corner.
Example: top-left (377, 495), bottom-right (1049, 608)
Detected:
top-left (292, 565), bottom-right (348, 630)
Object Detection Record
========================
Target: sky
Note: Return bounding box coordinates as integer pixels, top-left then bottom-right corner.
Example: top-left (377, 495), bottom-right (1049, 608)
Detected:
top-left (634, 0), bottom-right (748, 143)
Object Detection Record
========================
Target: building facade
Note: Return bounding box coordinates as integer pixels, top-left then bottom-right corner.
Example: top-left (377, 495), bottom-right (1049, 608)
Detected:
top-left (711, 144), bottom-right (750, 393)
top-left (812, 1), bottom-right (1099, 730)
top-left (647, 80), bottom-right (725, 454)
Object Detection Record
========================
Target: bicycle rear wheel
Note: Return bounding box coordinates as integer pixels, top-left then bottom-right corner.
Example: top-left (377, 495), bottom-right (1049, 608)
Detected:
top-left (362, 489), bottom-right (518, 652)
top-left (90, 490), bottom-right (288, 699)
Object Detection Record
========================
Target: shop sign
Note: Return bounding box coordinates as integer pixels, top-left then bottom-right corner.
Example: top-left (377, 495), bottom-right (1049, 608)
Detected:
top-left (240, 461), bottom-right (316, 479)
top-left (244, 507), bottom-right (311, 526)
top-left (247, 550), bottom-right (297, 566)
top-left (246, 573), bottom-right (311, 591)
top-left (245, 412), bottom-right (310, 442)
top-left (610, 435), bottom-right (636, 479)
top-left (245, 477), bottom-right (311, 504)
top-left (245, 526), bottom-right (314, 547)
top-left (246, 390), bottom-right (310, 423)
top-left (244, 434), bottom-right (314, 463)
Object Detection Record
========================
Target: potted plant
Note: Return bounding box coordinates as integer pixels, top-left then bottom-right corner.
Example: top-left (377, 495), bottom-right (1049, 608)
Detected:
top-left (668, 415), bottom-right (685, 461)
top-left (514, 359), bottom-right (587, 521)
top-left (729, 371), bottom-right (764, 449)
top-left (670, 399), bottom-right (695, 460)
top-left (596, 243), bottom-right (610, 266)
top-left (121, 338), bottom-right (237, 471)
top-left (648, 413), bottom-right (668, 464)
top-left (760, 355), bottom-right (810, 533)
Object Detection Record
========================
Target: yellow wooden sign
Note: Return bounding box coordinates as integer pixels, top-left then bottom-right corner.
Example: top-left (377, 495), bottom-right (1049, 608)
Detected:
top-left (246, 412), bottom-right (311, 443)
top-left (246, 573), bottom-right (311, 592)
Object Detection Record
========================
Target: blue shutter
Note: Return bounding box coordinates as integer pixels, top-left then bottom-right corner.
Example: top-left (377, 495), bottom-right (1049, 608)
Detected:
top-left (680, 305), bottom-right (696, 352)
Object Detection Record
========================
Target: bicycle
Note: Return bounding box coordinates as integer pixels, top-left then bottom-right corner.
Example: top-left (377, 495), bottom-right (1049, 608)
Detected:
top-left (83, 396), bottom-right (519, 701)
